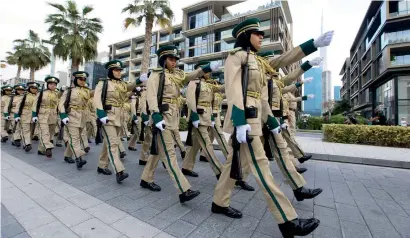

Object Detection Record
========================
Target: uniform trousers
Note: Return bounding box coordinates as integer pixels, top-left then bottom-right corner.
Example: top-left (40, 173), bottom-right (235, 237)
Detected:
top-left (213, 135), bottom-right (298, 224)
top-left (141, 129), bottom-right (191, 193)
top-left (98, 125), bottom-right (125, 173)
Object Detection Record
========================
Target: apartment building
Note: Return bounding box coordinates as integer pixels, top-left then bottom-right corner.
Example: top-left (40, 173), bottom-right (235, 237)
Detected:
top-left (339, 57), bottom-right (351, 103)
top-left (344, 0), bottom-right (410, 124)
top-left (108, 0), bottom-right (299, 83)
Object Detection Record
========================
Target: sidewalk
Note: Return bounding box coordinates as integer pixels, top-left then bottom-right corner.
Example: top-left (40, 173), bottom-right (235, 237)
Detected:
top-left (1, 152), bottom-right (174, 238)
top-left (179, 131), bottom-right (410, 169)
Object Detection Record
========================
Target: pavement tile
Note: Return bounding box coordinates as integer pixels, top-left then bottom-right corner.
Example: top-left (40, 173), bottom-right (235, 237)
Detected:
top-left (374, 198), bottom-right (408, 217)
top-left (155, 232), bottom-right (177, 238)
top-left (385, 213), bottom-right (410, 237)
top-left (187, 215), bottom-right (232, 238)
top-left (335, 203), bottom-right (365, 225)
top-left (14, 207), bottom-right (56, 230)
top-left (1, 221), bottom-right (26, 238)
top-left (68, 192), bottom-right (103, 210)
top-left (51, 204), bottom-right (93, 227)
top-left (340, 220), bottom-right (372, 238)
top-left (3, 195), bottom-right (40, 215)
top-left (85, 202), bottom-right (127, 225)
top-left (34, 194), bottom-right (71, 212)
top-left (71, 218), bottom-right (122, 238)
top-left (313, 205), bottom-right (340, 230)
top-left (2, 214), bottom-right (18, 228)
top-left (313, 225), bottom-right (342, 238)
top-left (147, 217), bottom-right (174, 230)
top-left (112, 215), bottom-right (161, 238)
top-left (11, 232), bottom-right (32, 238)
top-left (250, 232), bottom-right (274, 238)
top-left (131, 207), bottom-right (162, 221)
top-left (367, 188), bottom-right (393, 201)
top-left (180, 204), bottom-right (212, 226)
top-left (29, 221), bottom-right (78, 238)
top-left (242, 198), bottom-right (268, 219)
top-left (222, 215), bottom-right (259, 238)
top-left (164, 220), bottom-right (197, 238)
top-left (365, 219), bottom-right (402, 238)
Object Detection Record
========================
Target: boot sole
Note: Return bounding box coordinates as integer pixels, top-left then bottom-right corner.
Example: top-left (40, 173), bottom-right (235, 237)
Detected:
top-left (140, 184), bottom-right (161, 192)
top-left (211, 208), bottom-right (243, 219)
top-left (179, 191), bottom-right (200, 203)
top-left (295, 189), bottom-right (323, 201)
top-left (292, 220), bottom-right (320, 237)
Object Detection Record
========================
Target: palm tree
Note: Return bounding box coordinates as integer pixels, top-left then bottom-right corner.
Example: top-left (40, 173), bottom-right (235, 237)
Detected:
top-left (15, 30), bottom-right (51, 81)
top-left (122, 0), bottom-right (174, 74)
top-left (5, 51), bottom-right (21, 82)
top-left (45, 1), bottom-right (103, 73)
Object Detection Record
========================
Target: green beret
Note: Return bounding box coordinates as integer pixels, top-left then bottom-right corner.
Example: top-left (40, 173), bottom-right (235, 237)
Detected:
top-left (105, 60), bottom-right (123, 70)
top-left (13, 84), bottom-right (26, 90)
top-left (194, 61), bottom-right (210, 70)
top-left (26, 82), bottom-right (40, 88)
top-left (72, 71), bottom-right (89, 78)
top-left (232, 18), bottom-right (264, 38)
top-left (45, 76), bottom-right (60, 84)
top-left (257, 51), bottom-right (274, 58)
top-left (156, 45), bottom-right (180, 67)
top-left (1, 85), bottom-right (13, 91)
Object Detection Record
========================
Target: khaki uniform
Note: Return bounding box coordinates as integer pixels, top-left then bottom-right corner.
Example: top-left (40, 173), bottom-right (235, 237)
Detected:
top-left (141, 67), bottom-right (204, 194)
top-left (213, 45), bottom-right (314, 224)
top-left (15, 92), bottom-right (37, 146)
top-left (32, 90), bottom-right (59, 153)
top-left (87, 98), bottom-right (97, 138)
top-left (139, 90), bottom-right (152, 162)
top-left (59, 87), bottom-right (91, 159)
top-left (182, 79), bottom-right (224, 175)
top-left (128, 94), bottom-right (141, 149)
top-left (1, 95), bottom-right (12, 138)
top-left (10, 94), bottom-right (24, 141)
top-left (94, 79), bottom-right (138, 173)
top-left (172, 96), bottom-right (186, 154)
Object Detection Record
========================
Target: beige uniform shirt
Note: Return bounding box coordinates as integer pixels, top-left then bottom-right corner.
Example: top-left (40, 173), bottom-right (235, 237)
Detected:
top-left (16, 92), bottom-right (37, 123)
top-left (59, 87), bottom-right (92, 128)
top-left (32, 90), bottom-right (60, 124)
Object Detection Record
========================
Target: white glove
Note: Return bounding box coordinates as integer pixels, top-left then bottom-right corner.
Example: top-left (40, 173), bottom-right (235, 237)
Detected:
top-left (139, 73), bottom-right (148, 83)
top-left (313, 31), bottom-right (334, 48)
top-left (131, 95), bottom-right (136, 99)
top-left (307, 94), bottom-right (315, 99)
top-left (136, 87), bottom-right (141, 91)
top-left (308, 57), bottom-right (323, 67)
top-left (99, 117), bottom-right (109, 125)
top-left (281, 123), bottom-right (288, 130)
top-left (270, 126), bottom-right (281, 135)
top-left (236, 124), bottom-right (251, 143)
top-left (62, 118), bottom-right (69, 125)
top-left (134, 119), bottom-right (138, 124)
top-left (211, 121), bottom-right (215, 128)
top-left (192, 120), bottom-right (200, 128)
top-left (210, 61), bottom-right (222, 71)
top-left (32, 117), bottom-right (38, 123)
top-left (5, 116), bottom-right (10, 120)
top-left (144, 121), bottom-right (149, 126)
top-left (302, 77), bottom-right (313, 84)
top-left (155, 120), bottom-right (165, 131)
top-left (14, 117), bottom-right (20, 122)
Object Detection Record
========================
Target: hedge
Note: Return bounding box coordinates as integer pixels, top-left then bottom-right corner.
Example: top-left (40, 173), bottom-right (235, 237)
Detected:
top-left (323, 124), bottom-right (410, 148)
top-left (179, 117), bottom-right (188, 131)
top-left (297, 114), bottom-right (367, 130)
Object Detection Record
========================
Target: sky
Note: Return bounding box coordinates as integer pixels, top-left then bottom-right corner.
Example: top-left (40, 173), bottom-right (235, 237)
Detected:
top-left (0, 0), bottom-right (372, 86)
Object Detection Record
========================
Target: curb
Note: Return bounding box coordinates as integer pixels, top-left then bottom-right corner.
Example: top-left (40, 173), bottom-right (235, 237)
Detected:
top-left (207, 143), bottom-right (409, 170)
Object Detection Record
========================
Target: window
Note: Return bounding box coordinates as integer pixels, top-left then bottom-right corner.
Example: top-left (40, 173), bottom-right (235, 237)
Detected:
top-left (398, 100), bottom-right (410, 125)
top-left (214, 43), bottom-right (221, 53)
top-left (215, 31), bottom-right (221, 41)
top-left (375, 79), bottom-right (395, 124)
top-left (152, 34), bottom-right (157, 44)
top-left (188, 10), bottom-right (210, 29)
top-left (398, 76), bottom-right (410, 99)
top-left (390, 49), bottom-right (410, 66)
top-left (150, 46), bottom-right (156, 55)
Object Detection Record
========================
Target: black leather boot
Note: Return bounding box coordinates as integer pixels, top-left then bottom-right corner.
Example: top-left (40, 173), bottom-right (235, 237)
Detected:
top-left (296, 167), bottom-right (307, 174)
top-left (32, 135), bottom-right (39, 141)
top-left (294, 187), bottom-right (323, 201)
top-left (140, 180), bottom-right (161, 191)
top-left (179, 189), bottom-right (200, 203)
top-left (298, 154), bottom-right (312, 163)
top-left (268, 157), bottom-right (274, 161)
top-left (216, 174), bottom-right (220, 180)
top-left (278, 218), bottom-right (320, 238)
top-left (182, 168), bottom-right (198, 177)
top-left (180, 151), bottom-right (186, 159)
top-left (13, 139), bottom-right (21, 147)
top-left (38, 151), bottom-right (45, 156)
top-left (24, 144), bottom-right (32, 152)
top-left (162, 162), bottom-right (166, 169)
top-left (116, 171), bottom-right (129, 183)
top-left (211, 202), bottom-right (242, 218)
top-left (88, 139), bottom-right (92, 143)
top-left (97, 167), bottom-right (112, 175)
top-left (128, 146), bottom-right (137, 151)
top-left (45, 148), bottom-right (52, 158)
top-left (120, 151), bottom-right (126, 158)
top-left (64, 157), bottom-right (75, 163)
top-left (235, 181), bottom-right (255, 191)
top-left (199, 155), bottom-right (208, 162)
top-left (1, 136), bottom-right (8, 143)
top-left (75, 157), bottom-right (87, 169)
top-left (84, 147), bottom-right (90, 153)
top-left (56, 142), bottom-right (62, 147)
top-left (139, 160), bottom-right (147, 165)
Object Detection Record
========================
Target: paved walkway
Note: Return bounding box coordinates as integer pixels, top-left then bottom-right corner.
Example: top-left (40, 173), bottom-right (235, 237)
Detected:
top-left (2, 140), bottom-right (410, 238)
top-left (179, 131), bottom-right (410, 169)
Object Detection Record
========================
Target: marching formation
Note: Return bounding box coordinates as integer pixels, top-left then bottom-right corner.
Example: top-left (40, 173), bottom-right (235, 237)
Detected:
top-left (1, 18), bottom-right (334, 237)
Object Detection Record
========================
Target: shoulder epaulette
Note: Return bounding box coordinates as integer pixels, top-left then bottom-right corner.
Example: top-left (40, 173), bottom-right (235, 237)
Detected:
top-left (152, 68), bottom-right (163, 72)
top-left (229, 47), bottom-right (243, 54)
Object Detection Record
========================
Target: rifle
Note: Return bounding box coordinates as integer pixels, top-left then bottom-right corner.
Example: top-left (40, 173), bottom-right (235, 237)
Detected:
top-left (230, 47), bottom-right (253, 180)
top-left (130, 96), bottom-right (138, 135)
top-left (186, 81), bottom-right (201, 146)
top-left (95, 80), bottom-right (108, 145)
top-left (11, 93), bottom-right (27, 134)
top-left (150, 69), bottom-right (166, 155)
top-left (58, 87), bottom-right (72, 141)
top-left (263, 78), bottom-right (274, 159)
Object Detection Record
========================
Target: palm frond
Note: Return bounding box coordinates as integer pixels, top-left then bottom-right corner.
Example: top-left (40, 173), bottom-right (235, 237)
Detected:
top-left (82, 5), bottom-right (93, 16)
top-left (47, 2), bottom-right (66, 13)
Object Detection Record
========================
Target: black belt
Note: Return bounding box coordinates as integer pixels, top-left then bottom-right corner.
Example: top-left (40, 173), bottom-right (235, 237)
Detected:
top-left (289, 108), bottom-right (296, 112)
top-left (282, 116), bottom-right (288, 120)
top-left (136, 113), bottom-right (141, 116)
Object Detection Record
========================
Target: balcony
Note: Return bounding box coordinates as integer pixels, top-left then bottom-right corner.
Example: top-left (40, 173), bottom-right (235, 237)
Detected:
top-left (391, 54), bottom-right (410, 66)
top-left (116, 46), bottom-right (131, 54)
top-left (131, 65), bottom-right (141, 72)
top-left (381, 30), bottom-right (410, 50)
top-left (135, 43), bottom-right (144, 50)
top-left (118, 57), bottom-right (130, 62)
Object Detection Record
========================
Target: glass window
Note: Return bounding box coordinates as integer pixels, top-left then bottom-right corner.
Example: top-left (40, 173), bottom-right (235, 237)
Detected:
top-left (397, 76), bottom-right (410, 99)
top-left (398, 100), bottom-right (410, 126)
top-left (375, 79), bottom-right (395, 124)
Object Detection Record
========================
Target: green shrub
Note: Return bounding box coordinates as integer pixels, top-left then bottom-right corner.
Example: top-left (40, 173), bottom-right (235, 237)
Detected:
top-left (179, 117), bottom-right (188, 131)
top-left (297, 114), bottom-right (367, 130)
top-left (323, 124), bottom-right (410, 148)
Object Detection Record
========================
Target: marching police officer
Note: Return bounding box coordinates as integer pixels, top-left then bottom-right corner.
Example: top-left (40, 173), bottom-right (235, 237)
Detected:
top-left (1, 85), bottom-right (13, 142)
top-left (11, 84), bottom-right (26, 147)
top-left (32, 77), bottom-right (60, 158)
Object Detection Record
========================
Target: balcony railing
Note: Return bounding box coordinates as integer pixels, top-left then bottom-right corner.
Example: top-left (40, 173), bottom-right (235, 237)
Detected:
top-left (118, 57), bottom-right (130, 62)
top-left (136, 43), bottom-right (144, 50)
top-left (381, 30), bottom-right (410, 50)
top-left (117, 47), bottom-right (131, 54)
top-left (391, 54), bottom-right (410, 66)
top-left (219, 1), bottom-right (280, 22)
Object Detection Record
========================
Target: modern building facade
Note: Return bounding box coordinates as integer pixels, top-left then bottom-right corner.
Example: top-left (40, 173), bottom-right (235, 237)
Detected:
top-left (108, 0), bottom-right (299, 84)
top-left (339, 57), bottom-right (351, 103)
top-left (84, 62), bottom-right (107, 89)
top-left (321, 70), bottom-right (332, 113)
top-left (343, 0), bottom-right (410, 124)
top-left (334, 86), bottom-right (341, 101)
top-left (303, 67), bottom-right (323, 116)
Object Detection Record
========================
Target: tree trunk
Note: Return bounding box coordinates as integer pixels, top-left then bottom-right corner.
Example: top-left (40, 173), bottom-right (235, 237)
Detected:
top-left (29, 68), bottom-right (35, 82)
top-left (16, 65), bottom-right (21, 80)
top-left (71, 59), bottom-right (79, 85)
top-left (141, 18), bottom-right (154, 74)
